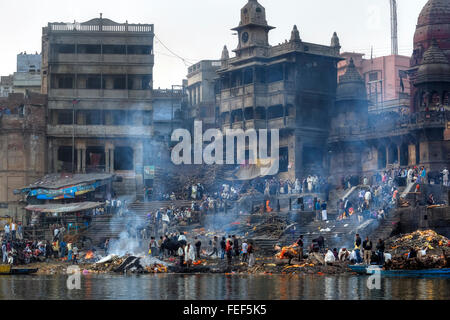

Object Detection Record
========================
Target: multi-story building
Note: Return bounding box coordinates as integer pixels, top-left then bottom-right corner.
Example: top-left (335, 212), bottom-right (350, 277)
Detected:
top-left (0, 76), bottom-right (13, 97)
top-left (12, 53), bottom-right (42, 95)
top-left (338, 53), bottom-right (411, 114)
top-left (41, 15), bottom-right (155, 196)
top-left (0, 92), bottom-right (47, 220)
top-left (215, 0), bottom-right (341, 179)
top-left (187, 60), bottom-right (221, 128)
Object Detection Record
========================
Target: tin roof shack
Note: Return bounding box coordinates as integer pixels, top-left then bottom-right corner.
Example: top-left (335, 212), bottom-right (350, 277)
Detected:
top-left (15, 173), bottom-right (114, 234)
top-left (24, 201), bottom-right (104, 240)
top-left (0, 92), bottom-right (47, 222)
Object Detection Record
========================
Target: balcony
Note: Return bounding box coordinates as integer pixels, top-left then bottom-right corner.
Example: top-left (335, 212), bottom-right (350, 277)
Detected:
top-left (47, 124), bottom-right (153, 138)
top-left (48, 89), bottom-right (152, 100)
top-left (52, 54), bottom-right (154, 65)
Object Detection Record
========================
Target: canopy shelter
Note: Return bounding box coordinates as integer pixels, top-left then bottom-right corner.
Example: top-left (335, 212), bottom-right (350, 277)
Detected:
top-left (25, 202), bottom-right (104, 214)
top-left (15, 173), bottom-right (114, 200)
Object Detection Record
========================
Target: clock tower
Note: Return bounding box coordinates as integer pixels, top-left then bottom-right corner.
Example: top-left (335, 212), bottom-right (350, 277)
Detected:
top-left (232, 0), bottom-right (275, 58)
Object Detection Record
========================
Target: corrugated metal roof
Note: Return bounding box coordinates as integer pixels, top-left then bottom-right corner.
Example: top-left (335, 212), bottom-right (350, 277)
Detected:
top-left (25, 202), bottom-right (104, 213)
top-left (22, 173), bottom-right (114, 190)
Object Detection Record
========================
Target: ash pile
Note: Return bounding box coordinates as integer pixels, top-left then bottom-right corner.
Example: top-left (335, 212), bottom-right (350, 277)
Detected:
top-left (89, 254), bottom-right (172, 274)
top-left (384, 230), bottom-right (450, 270)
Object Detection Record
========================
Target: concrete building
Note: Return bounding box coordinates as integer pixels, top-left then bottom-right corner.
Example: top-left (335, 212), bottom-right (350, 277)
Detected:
top-left (338, 53), bottom-right (411, 114)
top-left (0, 76), bottom-right (13, 97)
top-left (187, 60), bottom-right (221, 128)
top-left (12, 53), bottom-right (42, 95)
top-left (215, 0), bottom-right (341, 179)
top-left (0, 93), bottom-right (47, 220)
top-left (41, 16), bottom-right (155, 197)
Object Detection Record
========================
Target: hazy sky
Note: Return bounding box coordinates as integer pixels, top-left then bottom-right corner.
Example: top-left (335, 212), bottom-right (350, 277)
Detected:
top-left (0, 0), bottom-right (428, 88)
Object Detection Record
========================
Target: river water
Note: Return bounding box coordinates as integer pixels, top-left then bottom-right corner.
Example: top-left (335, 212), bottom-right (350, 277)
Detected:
top-left (0, 274), bottom-right (449, 300)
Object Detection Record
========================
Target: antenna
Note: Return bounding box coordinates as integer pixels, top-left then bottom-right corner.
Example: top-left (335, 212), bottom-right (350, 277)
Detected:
top-left (390, 0), bottom-right (398, 55)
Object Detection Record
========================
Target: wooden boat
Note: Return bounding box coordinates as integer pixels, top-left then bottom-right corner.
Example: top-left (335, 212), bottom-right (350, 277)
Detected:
top-left (349, 264), bottom-right (450, 277)
top-left (0, 265), bottom-right (38, 275)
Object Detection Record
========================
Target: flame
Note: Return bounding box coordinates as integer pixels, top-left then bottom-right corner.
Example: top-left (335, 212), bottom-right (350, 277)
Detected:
top-left (85, 251), bottom-right (94, 260)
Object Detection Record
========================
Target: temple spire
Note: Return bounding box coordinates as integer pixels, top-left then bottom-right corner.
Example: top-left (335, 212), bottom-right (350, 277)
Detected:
top-left (290, 25), bottom-right (301, 42)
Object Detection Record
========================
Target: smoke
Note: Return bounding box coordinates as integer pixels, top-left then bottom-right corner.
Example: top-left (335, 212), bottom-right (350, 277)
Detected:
top-left (108, 208), bottom-right (148, 257)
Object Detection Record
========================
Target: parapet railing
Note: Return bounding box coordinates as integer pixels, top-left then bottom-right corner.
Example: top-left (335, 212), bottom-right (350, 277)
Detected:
top-left (49, 23), bottom-right (153, 33)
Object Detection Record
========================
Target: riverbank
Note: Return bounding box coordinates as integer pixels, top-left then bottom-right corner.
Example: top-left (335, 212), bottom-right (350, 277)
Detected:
top-left (9, 255), bottom-right (352, 276)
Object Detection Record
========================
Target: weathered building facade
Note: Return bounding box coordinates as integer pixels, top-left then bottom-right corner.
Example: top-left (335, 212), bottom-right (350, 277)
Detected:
top-left (0, 93), bottom-right (47, 219)
top-left (41, 16), bottom-right (155, 196)
top-left (215, 0), bottom-right (341, 180)
top-left (187, 60), bottom-right (221, 128)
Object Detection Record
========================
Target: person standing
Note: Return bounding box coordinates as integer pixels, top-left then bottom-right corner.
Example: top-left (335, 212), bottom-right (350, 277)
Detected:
top-left (72, 245), bottom-right (79, 264)
top-left (363, 236), bottom-right (373, 265)
top-left (194, 237), bottom-right (202, 260)
top-left (185, 243), bottom-right (195, 268)
top-left (376, 239), bottom-right (385, 265)
top-left (225, 239), bottom-right (233, 266)
top-left (178, 244), bottom-right (185, 267)
top-left (17, 223), bottom-right (23, 240)
top-left (149, 237), bottom-right (157, 257)
top-left (220, 237), bottom-right (226, 260)
top-left (4, 223), bottom-right (10, 241)
top-left (104, 239), bottom-right (109, 255)
top-left (442, 168), bottom-right (449, 187)
top-left (241, 240), bottom-right (248, 263)
top-left (354, 234), bottom-right (362, 264)
top-left (10, 221), bottom-right (16, 241)
top-left (321, 201), bottom-right (327, 221)
top-left (210, 236), bottom-right (219, 258)
top-left (296, 235), bottom-right (304, 262)
top-left (233, 235), bottom-right (240, 258)
top-left (247, 242), bottom-right (255, 267)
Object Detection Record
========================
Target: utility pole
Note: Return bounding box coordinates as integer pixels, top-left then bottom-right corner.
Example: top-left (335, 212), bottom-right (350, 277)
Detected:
top-left (390, 0), bottom-right (398, 55)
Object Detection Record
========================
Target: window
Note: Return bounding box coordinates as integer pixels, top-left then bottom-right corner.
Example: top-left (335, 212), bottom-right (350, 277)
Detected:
top-left (256, 7), bottom-right (262, 13)
top-left (267, 65), bottom-right (283, 83)
top-left (103, 45), bottom-right (126, 54)
top-left (85, 110), bottom-right (102, 125)
top-left (141, 75), bottom-right (152, 90)
top-left (113, 76), bottom-right (126, 90)
top-left (244, 68), bottom-right (253, 85)
top-left (369, 72), bottom-right (378, 82)
top-left (114, 147), bottom-right (134, 170)
top-left (58, 76), bottom-right (73, 89)
top-left (57, 110), bottom-right (73, 124)
top-left (56, 44), bottom-right (75, 54)
top-left (77, 44), bottom-right (101, 54)
top-left (127, 45), bottom-right (152, 55)
top-left (86, 76), bottom-right (102, 89)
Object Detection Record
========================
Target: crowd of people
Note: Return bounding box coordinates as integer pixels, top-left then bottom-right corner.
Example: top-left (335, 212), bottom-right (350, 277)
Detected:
top-left (1, 223), bottom-right (80, 265)
top-left (142, 231), bottom-right (256, 268)
top-left (293, 233), bottom-right (389, 266)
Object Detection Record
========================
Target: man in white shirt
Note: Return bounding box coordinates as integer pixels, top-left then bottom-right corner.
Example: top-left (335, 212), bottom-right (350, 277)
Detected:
top-left (241, 241), bottom-right (248, 262)
top-left (4, 223), bottom-right (11, 240)
top-left (442, 168), bottom-right (449, 187)
top-left (10, 222), bottom-right (16, 241)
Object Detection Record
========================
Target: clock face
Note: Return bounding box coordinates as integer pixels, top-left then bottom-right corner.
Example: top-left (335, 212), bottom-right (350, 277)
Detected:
top-left (242, 32), bottom-right (249, 43)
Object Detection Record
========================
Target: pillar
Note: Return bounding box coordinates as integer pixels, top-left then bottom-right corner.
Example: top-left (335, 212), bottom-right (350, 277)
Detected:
top-left (110, 148), bottom-right (115, 173)
top-left (105, 149), bottom-right (110, 173)
top-left (81, 148), bottom-right (86, 173)
top-left (397, 144), bottom-right (401, 165)
top-left (52, 145), bottom-right (58, 173)
top-left (77, 149), bottom-right (82, 173)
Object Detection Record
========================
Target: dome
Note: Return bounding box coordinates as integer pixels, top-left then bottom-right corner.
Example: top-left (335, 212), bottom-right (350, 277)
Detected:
top-left (336, 58), bottom-right (367, 102)
top-left (413, 0), bottom-right (450, 65)
top-left (416, 40), bottom-right (450, 84)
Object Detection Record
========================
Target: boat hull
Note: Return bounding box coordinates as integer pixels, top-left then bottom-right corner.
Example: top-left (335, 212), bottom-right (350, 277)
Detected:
top-left (349, 265), bottom-right (450, 277)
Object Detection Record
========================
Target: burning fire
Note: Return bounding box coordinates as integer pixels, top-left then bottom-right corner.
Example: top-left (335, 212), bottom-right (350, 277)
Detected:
top-left (85, 251), bottom-right (94, 260)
